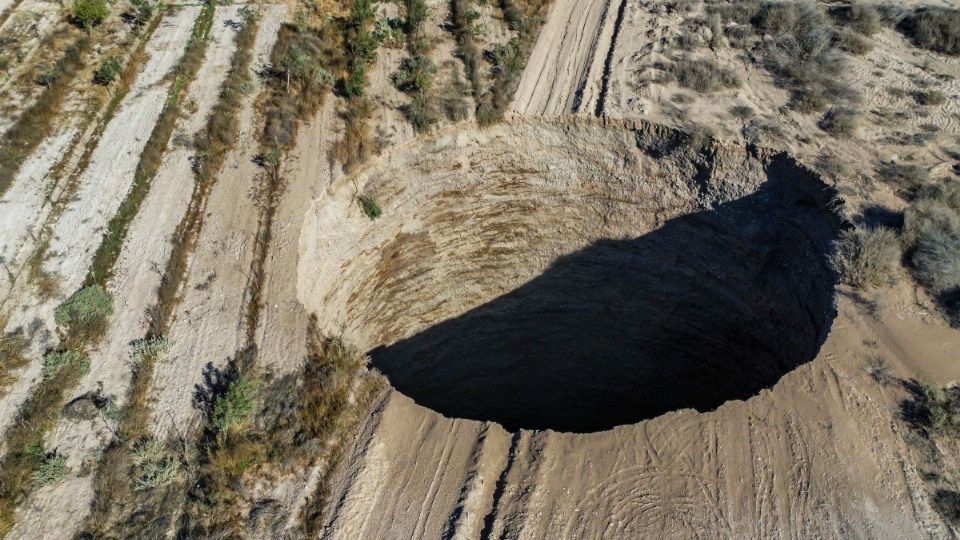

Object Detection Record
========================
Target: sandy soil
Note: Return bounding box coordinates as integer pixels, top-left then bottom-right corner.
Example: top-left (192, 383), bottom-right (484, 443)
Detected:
top-left (305, 118), bottom-right (960, 538)
top-left (0, 127), bottom-right (78, 297)
top-left (510, 0), bottom-right (618, 115)
top-left (149, 4), bottom-right (286, 437)
top-left (0, 6), bottom-right (199, 444)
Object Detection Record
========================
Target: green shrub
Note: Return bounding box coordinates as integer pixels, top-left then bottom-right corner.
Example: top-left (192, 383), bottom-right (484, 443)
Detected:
top-left (132, 439), bottom-right (177, 490)
top-left (32, 452), bottom-right (69, 484)
top-left (54, 285), bottom-right (113, 327)
top-left (757, 2), bottom-right (852, 111)
top-left (358, 194), bottom-right (382, 219)
top-left (402, 94), bottom-right (438, 131)
top-left (913, 385), bottom-right (960, 435)
top-left (72, 0), bottom-right (109, 29)
top-left (391, 54), bottom-right (436, 92)
top-left (131, 336), bottom-right (170, 363)
top-left (36, 66), bottom-right (60, 87)
top-left (212, 377), bottom-right (262, 439)
top-left (667, 58), bottom-right (740, 92)
top-left (898, 8), bottom-right (960, 56)
top-left (129, 0), bottom-right (153, 28)
top-left (831, 226), bottom-right (900, 289)
top-left (42, 350), bottom-right (90, 380)
top-left (93, 56), bottom-right (121, 85)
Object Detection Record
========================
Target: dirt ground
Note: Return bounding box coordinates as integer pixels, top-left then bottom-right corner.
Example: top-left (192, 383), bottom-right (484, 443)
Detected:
top-left (0, 0), bottom-right (959, 537)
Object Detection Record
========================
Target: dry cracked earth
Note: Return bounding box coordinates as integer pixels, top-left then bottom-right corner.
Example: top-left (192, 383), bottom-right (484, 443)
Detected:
top-left (0, 0), bottom-right (959, 538)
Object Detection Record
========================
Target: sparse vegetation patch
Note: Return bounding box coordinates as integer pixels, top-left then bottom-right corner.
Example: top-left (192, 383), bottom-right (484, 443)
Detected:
top-left (832, 226), bottom-right (900, 289)
top-left (897, 7), bottom-right (960, 56)
top-left (666, 57), bottom-right (740, 93)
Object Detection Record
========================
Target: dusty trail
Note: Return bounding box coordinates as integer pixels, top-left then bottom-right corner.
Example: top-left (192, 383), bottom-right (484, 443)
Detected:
top-left (149, 5), bottom-right (286, 436)
top-left (321, 298), bottom-right (951, 538)
top-left (0, 6), bottom-right (199, 443)
top-left (4, 8), bottom-right (246, 537)
top-left (510, 0), bottom-right (618, 115)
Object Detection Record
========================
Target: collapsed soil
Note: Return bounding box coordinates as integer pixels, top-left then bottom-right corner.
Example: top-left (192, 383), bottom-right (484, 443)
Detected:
top-left (300, 118), bottom-right (844, 432)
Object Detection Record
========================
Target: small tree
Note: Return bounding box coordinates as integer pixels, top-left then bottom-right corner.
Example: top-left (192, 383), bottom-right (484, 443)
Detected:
top-left (72, 0), bottom-right (109, 31)
top-left (93, 56), bottom-right (122, 85)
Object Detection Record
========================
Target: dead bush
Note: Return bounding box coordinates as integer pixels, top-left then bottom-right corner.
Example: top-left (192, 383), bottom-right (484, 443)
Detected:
top-left (915, 89), bottom-right (946, 106)
top-left (828, 3), bottom-right (881, 36)
top-left (835, 27), bottom-right (873, 55)
top-left (818, 107), bottom-right (859, 136)
top-left (879, 162), bottom-right (930, 194)
top-left (903, 180), bottom-right (960, 323)
top-left (898, 7), bottom-right (960, 56)
top-left (832, 226), bottom-right (901, 289)
top-left (666, 57), bottom-right (740, 92)
top-left (744, 1), bottom-right (856, 112)
top-left (0, 323), bottom-right (28, 389)
top-left (729, 104), bottom-right (754, 119)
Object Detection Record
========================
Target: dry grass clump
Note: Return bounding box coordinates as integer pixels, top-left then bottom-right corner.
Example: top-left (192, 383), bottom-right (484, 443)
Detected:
top-left (80, 337), bottom-right (175, 538)
top-left (897, 7), bottom-right (960, 56)
top-left (879, 162), bottom-right (930, 194)
top-left (265, 21), bottom-right (336, 151)
top-left (316, 0), bottom-right (380, 170)
top-left (828, 3), bottom-right (880, 36)
top-left (832, 226), bottom-right (901, 289)
top-left (0, 322), bottom-right (29, 390)
top-left (665, 57), bottom-right (740, 92)
top-left (904, 179), bottom-right (960, 324)
top-left (451, 0), bottom-right (484, 109)
top-left (392, 0), bottom-right (441, 132)
top-left (818, 107), bottom-right (859, 136)
top-left (835, 27), bottom-right (873, 55)
top-left (89, 4), bottom-right (216, 290)
top-left (915, 89), bottom-right (946, 106)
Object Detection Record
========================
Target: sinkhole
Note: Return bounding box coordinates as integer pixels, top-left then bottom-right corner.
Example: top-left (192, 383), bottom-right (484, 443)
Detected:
top-left (298, 119), bottom-right (844, 433)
